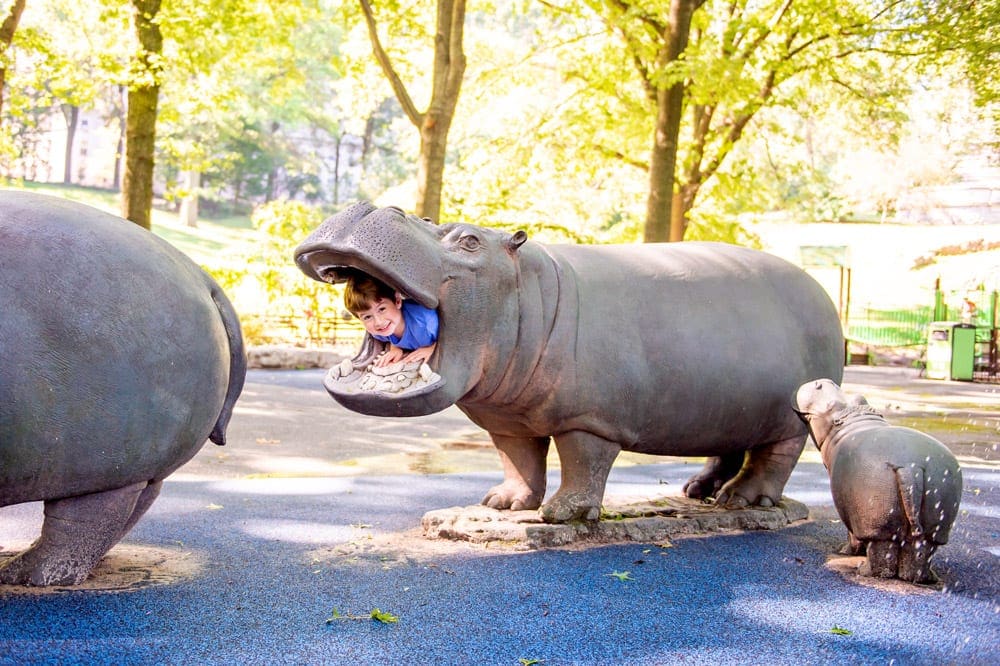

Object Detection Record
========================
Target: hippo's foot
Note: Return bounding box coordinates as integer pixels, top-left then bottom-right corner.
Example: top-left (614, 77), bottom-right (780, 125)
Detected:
top-left (542, 432), bottom-right (620, 523)
top-left (713, 435), bottom-right (806, 508)
top-left (861, 540), bottom-right (900, 579)
top-left (715, 477), bottom-right (780, 508)
top-left (540, 491), bottom-right (602, 523)
top-left (0, 481), bottom-right (153, 586)
top-left (482, 481), bottom-right (543, 511)
top-left (683, 454), bottom-right (745, 501)
top-left (484, 435), bottom-right (550, 511)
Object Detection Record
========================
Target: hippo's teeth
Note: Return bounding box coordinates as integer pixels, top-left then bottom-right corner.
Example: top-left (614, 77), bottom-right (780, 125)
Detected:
top-left (327, 365), bottom-right (342, 380)
top-left (419, 363), bottom-right (433, 382)
top-left (339, 358), bottom-right (353, 377)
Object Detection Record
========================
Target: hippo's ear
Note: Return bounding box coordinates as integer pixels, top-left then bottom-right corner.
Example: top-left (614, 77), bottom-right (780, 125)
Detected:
top-left (507, 230), bottom-right (528, 254)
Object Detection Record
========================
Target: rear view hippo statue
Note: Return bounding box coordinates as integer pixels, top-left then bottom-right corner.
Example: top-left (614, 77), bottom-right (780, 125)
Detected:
top-left (295, 202), bottom-right (844, 523)
top-left (0, 192), bottom-right (246, 586)
top-left (793, 379), bottom-right (962, 583)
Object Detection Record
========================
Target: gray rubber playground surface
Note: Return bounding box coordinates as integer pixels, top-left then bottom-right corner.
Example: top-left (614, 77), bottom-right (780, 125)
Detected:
top-left (1, 366), bottom-right (998, 665)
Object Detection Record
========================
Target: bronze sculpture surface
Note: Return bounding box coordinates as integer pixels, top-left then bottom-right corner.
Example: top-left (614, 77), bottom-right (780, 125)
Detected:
top-left (0, 192), bottom-right (246, 585)
top-left (296, 202), bottom-right (845, 522)
top-left (793, 379), bottom-right (962, 583)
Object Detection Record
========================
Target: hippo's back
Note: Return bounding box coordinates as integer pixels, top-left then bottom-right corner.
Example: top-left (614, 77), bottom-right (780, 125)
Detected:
top-left (547, 242), bottom-right (844, 454)
top-left (0, 192), bottom-right (233, 505)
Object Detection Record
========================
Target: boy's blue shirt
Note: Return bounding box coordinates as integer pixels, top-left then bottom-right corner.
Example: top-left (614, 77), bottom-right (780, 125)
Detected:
top-left (371, 301), bottom-right (438, 350)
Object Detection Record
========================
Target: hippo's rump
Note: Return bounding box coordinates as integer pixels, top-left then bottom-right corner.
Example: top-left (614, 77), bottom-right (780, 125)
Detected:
top-left (547, 242), bottom-right (844, 454)
top-left (0, 192), bottom-right (233, 505)
top-left (828, 427), bottom-right (962, 543)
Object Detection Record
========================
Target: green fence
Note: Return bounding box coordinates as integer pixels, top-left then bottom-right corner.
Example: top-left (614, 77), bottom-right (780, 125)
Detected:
top-left (846, 304), bottom-right (935, 347)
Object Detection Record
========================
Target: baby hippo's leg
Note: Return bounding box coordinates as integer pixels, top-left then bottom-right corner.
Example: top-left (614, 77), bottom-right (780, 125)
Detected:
top-left (483, 435), bottom-right (550, 511)
top-left (862, 540), bottom-right (900, 578)
top-left (898, 538), bottom-right (938, 584)
top-left (541, 431), bottom-right (622, 523)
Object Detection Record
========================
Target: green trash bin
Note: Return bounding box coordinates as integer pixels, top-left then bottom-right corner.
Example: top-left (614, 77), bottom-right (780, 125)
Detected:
top-left (926, 322), bottom-right (976, 381)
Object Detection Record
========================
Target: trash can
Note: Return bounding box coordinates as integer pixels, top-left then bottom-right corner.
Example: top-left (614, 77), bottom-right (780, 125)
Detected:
top-left (926, 322), bottom-right (976, 381)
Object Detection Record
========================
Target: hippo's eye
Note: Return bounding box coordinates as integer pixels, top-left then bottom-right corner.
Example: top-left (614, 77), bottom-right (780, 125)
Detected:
top-left (458, 234), bottom-right (481, 251)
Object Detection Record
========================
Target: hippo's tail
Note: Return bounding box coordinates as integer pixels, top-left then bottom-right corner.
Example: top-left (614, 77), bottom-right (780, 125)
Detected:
top-left (203, 272), bottom-right (248, 446)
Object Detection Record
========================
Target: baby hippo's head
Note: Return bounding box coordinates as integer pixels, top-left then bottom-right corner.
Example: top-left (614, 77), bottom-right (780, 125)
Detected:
top-left (792, 378), bottom-right (852, 448)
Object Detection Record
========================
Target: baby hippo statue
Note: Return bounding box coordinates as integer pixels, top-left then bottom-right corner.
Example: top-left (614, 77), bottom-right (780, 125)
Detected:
top-left (793, 379), bottom-right (962, 584)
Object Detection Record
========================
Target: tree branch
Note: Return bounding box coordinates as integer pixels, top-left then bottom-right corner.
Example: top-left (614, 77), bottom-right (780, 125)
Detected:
top-left (358, 0), bottom-right (423, 127)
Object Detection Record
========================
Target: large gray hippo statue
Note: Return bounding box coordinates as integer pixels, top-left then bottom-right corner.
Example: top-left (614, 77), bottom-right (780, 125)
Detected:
top-left (295, 202), bottom-right (844, 523)
top-left (0, 191), bottom-right (246, 585)
top-left (793, 379), bottom-right (962, 583)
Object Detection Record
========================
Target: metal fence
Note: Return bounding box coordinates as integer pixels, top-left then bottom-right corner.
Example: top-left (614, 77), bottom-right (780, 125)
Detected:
top-left (242, 313), bottom-right (366, 347)
top-left (845, 305), bottom-right (934, 347)
top-left (845, 290), bottom-right (999, 382)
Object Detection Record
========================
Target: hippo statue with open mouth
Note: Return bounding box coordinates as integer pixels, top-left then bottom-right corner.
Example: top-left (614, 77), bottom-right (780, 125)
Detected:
top-left (295, 202), bottom-right (844, 523)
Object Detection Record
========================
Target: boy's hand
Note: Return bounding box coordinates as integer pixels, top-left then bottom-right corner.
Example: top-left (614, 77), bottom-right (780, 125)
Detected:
top-left (402, 343), bottom-right (436, 366)
top-left (376, 344), bottom-right (405, 367)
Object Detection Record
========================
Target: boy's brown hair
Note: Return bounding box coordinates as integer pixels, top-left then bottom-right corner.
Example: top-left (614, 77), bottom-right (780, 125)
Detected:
top-left (344, 274), bottom-right (396, 314)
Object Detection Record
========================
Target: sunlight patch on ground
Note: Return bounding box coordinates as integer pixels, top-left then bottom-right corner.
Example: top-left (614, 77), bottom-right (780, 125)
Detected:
top-left (239, 520), bottom-right (362, 545)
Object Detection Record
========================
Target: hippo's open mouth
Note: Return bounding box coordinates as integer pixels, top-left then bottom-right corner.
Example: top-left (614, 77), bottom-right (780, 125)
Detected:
top-left (293, 202), bottom-right (451, 416)
top-left (297, 260), bottom-right (446, 405)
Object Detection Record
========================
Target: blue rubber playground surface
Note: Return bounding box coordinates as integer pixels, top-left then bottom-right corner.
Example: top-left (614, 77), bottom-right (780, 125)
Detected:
top-left (1, 367), bottom-right (998, 665)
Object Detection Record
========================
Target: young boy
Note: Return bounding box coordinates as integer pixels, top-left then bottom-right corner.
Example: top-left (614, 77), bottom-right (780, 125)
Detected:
top-left (344, 274), bottom-right (438, 367)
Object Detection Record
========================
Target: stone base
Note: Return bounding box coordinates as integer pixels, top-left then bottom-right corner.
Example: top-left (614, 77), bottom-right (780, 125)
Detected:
top-left (0, 543), bottom-right (206, 595)
top-left (422, 494), bottom-right (810, 550)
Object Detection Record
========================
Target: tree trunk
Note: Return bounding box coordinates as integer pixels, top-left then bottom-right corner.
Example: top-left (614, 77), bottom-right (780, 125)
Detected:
top-left (62, 104), bottom-right (79, 184)
top-left (358, 0), bottom-right (466, 222)
top-left (122, 0), bottom-right (163, 230)
top-left (0, 0), bottom-right (25, 121)
top-left (333, 133), bottom-right (342, 205)
top-left (643, 0), bottom-right (699, 243)
top-left (178, 170), bottom-right (199, 227)
top-left (113, 86), bottom-right (126, 190)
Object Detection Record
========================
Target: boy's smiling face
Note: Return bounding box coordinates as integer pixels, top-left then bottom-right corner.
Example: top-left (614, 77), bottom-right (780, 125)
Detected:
top-left (356, 295), bottom-right (405, 339)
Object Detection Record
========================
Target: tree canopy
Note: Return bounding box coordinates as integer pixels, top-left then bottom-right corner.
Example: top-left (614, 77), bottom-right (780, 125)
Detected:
top-left (0, 0), bottom-right (994, 240)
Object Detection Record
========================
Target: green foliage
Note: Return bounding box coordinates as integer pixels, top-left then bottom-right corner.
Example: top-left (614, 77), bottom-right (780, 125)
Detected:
top-left (2, 0), bottom-right (994, 246)
top-left (606, 570), bottom-right (634, 582)
top-left (201, 199), bottom-right (343, 345)
top-left (829, 625), bottom-right (853, 636)
top-left (325, 607), bottom-right (400, 625)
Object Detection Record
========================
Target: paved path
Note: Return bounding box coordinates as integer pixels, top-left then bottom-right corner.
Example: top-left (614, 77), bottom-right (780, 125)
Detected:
top-left (1, 367), bottom-right (998, 665)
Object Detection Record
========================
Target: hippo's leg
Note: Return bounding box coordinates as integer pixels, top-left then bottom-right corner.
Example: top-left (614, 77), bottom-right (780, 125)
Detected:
top-left (540, 432), bottom-right (621, 523)
top-left (0, 481), bottom-right (148, 586)
top-left (862, 540), bottom-right (900, 578)
top-left (898, 538), bottom-right (938, 584)
top-left (483, 435), bottom-right (550, 511)
top-left (714, 434), bottom-right (806, 508)
top-left (118, 480), bottom-right (162, 538)
top-left (683, 453), bottom-right (745, 500)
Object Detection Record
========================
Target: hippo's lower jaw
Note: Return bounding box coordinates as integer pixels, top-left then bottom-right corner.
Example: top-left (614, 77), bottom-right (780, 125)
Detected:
top-left (322, 335), bottom-right (451, 417)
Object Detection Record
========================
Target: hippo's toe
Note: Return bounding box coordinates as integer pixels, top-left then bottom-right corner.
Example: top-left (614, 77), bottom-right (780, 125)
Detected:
top-left (482, 481), bottom-right (543, 511)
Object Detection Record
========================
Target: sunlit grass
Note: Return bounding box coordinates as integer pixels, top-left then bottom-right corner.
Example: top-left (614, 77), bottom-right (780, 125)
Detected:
top-left (8, 181), bottom-right (260, 265)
